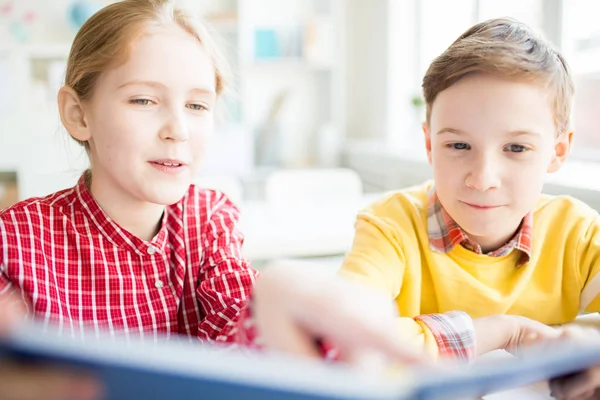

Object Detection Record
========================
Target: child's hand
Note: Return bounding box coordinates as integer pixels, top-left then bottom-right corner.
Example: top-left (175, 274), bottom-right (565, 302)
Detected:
top-left (0, 295), bottom-right (102, 400)
top-left (557, 325), bottom-right (600, 342)
top-left (550, 366), bottom-right (600, 400)
top-left (473, 314), bottom-right (560, 356)
top-left (253, 265), bottom-right (429, 367)
top-left (504, 315), bottom-right (562, 355)
top-left (548, 326), bottom-right (600, 400)
top-left (0, 364), bottom-right (101, 400)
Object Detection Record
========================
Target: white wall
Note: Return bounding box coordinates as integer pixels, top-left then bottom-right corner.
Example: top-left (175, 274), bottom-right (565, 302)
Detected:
top-left (0, 0), bottom-right (344, 201)
top-left (343, 0), bottom-right (389, 141)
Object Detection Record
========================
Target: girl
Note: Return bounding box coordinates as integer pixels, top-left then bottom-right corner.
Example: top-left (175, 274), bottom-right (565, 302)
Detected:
top-left (0, 0), bottom-right (255, 344)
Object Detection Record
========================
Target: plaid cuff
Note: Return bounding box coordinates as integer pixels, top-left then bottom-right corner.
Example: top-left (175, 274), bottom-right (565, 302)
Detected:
top-left (234, 296), bottom-right (263, 349)
top-left (415, 311), bottom-right (476, 363)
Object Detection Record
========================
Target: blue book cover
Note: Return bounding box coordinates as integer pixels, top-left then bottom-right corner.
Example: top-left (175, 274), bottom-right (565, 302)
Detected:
top-left (2, 320), bottom-right (600, 400)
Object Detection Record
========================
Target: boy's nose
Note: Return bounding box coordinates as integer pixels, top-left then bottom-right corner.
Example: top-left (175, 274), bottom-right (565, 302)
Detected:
top-left (464, 157), bottom-right (501, 191)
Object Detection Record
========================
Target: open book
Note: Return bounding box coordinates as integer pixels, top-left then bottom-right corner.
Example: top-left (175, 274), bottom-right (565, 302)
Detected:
top-left (1, 320), bottom-right (600, 400)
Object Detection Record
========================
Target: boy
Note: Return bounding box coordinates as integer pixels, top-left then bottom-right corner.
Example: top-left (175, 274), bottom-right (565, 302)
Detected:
top-left (338, 17), bottom-right (600, 363)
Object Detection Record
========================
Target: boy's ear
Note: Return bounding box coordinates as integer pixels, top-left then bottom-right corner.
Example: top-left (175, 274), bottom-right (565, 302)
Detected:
top-left (423, 122), bottom-right (433, 164)
top-left (547, 131), bottom-right (573, 173)
top-left (57, 86), bottom-right (91, 143)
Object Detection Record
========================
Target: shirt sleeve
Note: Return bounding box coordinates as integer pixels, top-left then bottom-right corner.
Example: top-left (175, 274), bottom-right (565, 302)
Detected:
top-left (415, 311), bottom-right (475, 362)
top-left (577, 214), bottom-right (600, 313)
top-left (195, 194), bottom-right (259, 345)
top-left (339, 211), bottom-right (475, 363)
top-left (0, 269), bottom-right (14, 298)
top-left (0, 219), bottom-right (15, 297)
top-left (0, 219), bottom-right (29, 315)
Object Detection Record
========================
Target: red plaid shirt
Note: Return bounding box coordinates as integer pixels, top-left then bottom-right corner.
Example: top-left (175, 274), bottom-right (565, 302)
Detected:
top-left (0, 176), bottom-right (258, 344)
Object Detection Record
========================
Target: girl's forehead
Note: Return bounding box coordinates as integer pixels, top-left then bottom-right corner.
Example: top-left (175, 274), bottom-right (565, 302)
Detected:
top-left (101, 28), bottom-right (216, 91)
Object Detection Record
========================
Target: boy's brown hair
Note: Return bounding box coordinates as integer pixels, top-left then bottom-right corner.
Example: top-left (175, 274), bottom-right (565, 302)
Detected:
top-left (422, 17), bottom-right (574, 136)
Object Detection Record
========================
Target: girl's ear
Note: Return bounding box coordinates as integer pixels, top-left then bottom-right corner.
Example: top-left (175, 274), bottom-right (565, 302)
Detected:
top-left (57, 86), bottom-right (91, 142)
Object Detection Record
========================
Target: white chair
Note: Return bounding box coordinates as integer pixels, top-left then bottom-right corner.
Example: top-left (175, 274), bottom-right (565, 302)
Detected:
top-left (264, 168), bottom-right (363, 208)
top-left (194, 175), bottom-right (244, 205)
top-left (261, 256), bottom-right (345, 275)
top-left (246, 168), bottom-right (363, 266)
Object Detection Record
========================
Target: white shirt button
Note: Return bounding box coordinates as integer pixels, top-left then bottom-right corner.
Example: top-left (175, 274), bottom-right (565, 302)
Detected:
top-left (155, 280), bottom-right (164, 289)
top-left (147, 246), bottom-right (157, 255)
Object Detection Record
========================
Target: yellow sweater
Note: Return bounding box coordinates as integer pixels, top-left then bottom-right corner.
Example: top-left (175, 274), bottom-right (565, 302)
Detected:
top-left (338, 181), bottom-right (600, 357)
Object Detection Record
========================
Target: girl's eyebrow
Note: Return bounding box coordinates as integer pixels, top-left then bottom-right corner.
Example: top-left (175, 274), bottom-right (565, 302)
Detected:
top-left (117, 80), bottom-right (215, 95)
top-left (118, 80), bottom-right (166, 89)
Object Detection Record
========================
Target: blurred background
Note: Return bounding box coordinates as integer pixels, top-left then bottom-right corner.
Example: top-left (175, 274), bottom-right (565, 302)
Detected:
top-left (1, 0), bottom-right (600, 268)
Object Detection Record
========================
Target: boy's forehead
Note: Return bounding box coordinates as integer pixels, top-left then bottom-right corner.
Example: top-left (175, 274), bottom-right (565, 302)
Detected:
top-left (430, 75), bottom-right (556, 138)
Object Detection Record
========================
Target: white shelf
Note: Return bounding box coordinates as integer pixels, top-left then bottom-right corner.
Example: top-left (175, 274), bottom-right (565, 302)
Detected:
top-left (244, 57), bottom-right (334, 71)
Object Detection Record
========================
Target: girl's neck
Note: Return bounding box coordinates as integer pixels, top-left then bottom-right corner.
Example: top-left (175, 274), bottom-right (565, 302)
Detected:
top-left (85, 171), bottom-right (165, 242)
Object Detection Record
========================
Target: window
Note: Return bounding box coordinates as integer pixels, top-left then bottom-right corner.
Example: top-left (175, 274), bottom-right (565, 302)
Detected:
top-left (388, 0), bottom-right (564, 157)
top-left (562, 0), bottom-right (600, 160)
top-left (417, 0), bottom-right (477, 80)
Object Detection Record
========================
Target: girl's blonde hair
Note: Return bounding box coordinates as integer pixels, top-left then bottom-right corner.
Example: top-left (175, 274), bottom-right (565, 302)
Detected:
top-left (65, 0), bottom-right (229, 102)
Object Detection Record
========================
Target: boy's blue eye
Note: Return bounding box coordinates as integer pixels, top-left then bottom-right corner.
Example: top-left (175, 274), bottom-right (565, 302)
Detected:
top-left (448, 142), bottom-right (470, 150)
top-left (505, 144), bottom-right (528, 153)
top-left (130, 99), bottom-right (152, 106)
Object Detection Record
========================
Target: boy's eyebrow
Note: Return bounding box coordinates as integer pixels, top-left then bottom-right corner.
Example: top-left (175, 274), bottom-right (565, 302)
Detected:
top-left (436, 127), bottom-right (466, 135)
top-left (507, 130), bottom-right (541, 137)
top-left (436, 128), bottom-right (542, 137)
top-left (117, 80), bottom-right (215, 94)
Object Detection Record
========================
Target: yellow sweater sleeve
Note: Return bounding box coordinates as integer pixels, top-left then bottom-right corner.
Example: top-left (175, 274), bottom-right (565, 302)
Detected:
top-left (338, 211), bottom-right (439, 359)
top-left (578, 215), bottom-right (600, 313)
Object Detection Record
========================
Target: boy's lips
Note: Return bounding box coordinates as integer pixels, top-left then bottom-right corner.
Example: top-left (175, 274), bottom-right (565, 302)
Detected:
top-left (461, 201), bottom-right (503, 210)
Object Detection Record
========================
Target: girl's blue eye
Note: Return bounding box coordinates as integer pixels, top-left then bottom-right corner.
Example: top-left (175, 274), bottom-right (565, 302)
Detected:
top-left (187, 104), bottom-right (208, 111)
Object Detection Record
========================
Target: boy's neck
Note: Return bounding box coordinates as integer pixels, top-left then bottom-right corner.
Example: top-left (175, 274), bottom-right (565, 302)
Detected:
top-left (467, 230), bottom-right (517, 254)
top-left (87, 173), bottom-right (165, 242)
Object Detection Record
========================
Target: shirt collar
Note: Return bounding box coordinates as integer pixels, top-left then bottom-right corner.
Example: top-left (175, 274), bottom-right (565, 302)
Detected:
top-left (426, 186), bottom-right (532, 266)
top-left (73, 173), bottom-right (170, 256)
